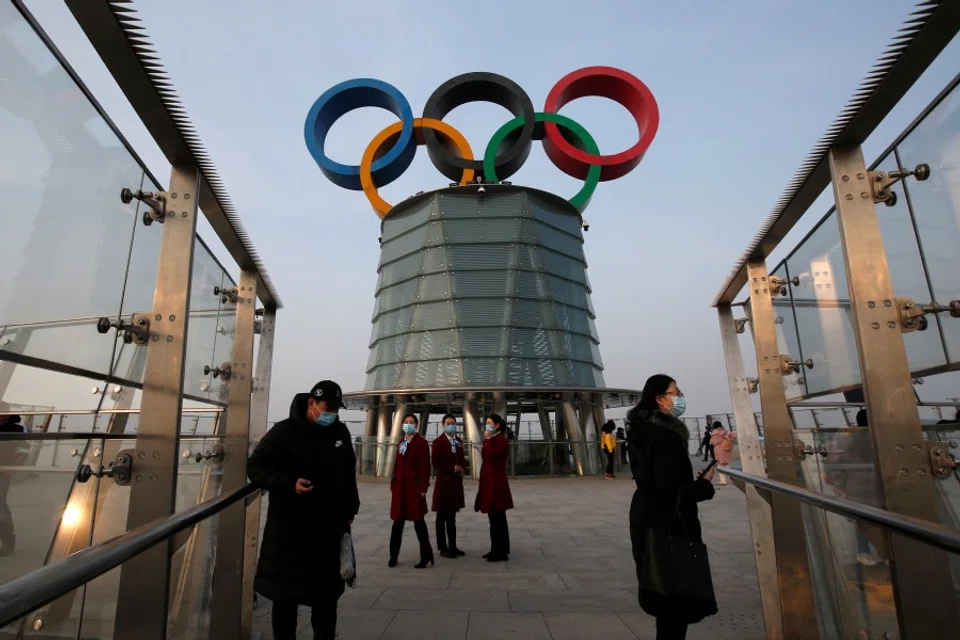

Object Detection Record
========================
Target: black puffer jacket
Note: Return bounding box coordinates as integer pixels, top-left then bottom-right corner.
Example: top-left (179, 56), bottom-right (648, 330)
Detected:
top-left (248, 393), bottom-right (360, 605)
top-left (627, 409), bottom-right (714, 602)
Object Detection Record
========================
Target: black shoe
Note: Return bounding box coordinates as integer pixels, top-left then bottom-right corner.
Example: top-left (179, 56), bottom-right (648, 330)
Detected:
top-left (439, 550), bottom-right (457, 559)
top-left (481, 552), bottom-right (492, 559)
top-left (388, 557), bottom-right (398, 568)
top-left (451, 548), bottom-right (466, 557)
top-left (414, 556), bottom-right (435, 569)
top-left (486, 553), bottom-right (508, 562)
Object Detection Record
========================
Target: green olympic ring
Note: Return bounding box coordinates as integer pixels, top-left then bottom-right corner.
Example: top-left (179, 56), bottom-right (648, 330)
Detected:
top-left (484, 112), bottom-right (601, 213)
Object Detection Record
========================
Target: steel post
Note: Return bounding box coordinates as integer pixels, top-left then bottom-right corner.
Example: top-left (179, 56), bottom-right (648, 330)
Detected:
top-left (829, 145), bottom-right (956, 637)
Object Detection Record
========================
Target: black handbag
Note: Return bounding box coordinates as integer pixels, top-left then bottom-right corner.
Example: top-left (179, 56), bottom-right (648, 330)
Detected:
top-left (638, 496), bottom-right (718, 624)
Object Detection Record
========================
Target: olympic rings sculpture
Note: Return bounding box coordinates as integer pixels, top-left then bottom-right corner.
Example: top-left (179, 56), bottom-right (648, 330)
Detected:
top-left (304, 66), bottom-right (659, 218)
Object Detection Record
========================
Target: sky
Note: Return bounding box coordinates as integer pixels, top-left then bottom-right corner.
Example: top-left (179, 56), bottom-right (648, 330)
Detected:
top-left (14, 0), bottom-right (960, 423)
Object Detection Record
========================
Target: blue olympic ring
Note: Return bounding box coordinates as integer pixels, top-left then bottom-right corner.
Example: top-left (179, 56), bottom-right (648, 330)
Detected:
top-left (304, 78), bottom-right (416, 191)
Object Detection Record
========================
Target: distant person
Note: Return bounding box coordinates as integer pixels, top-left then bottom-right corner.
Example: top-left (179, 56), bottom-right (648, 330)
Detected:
top-left (247, 380), bottom-right (359, 640)
top-left (628, 375), bottom-right (717, 639)
top-left (700, 424), bottom-right (716, 462)
top-left (432, 413), bottom-right (467, 558)
top-left (389, 414), bottom-right (434, 568)
top-left (475, 413), bottom-right (513, 562)
top-left (710, 424), bottom-right (737, 487)
top-left (602, 420), bottom-right (618, 478)
top-left (0, 415), bottom-right (26, 555)
top-left (616, 426), bottom-right (628, 465)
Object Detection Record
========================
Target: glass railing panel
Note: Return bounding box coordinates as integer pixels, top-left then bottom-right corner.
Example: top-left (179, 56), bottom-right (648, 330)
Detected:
top-left (802, 428), bottom-right (898, 638)
top-left (184, 243), bottom-right (230, 403)
top-left (772, 263), bottom-right (809, 399)
top-left (75, 435), bottom-right (223, 638)
top-left (921, 425), bottom-right (960, 595)
top-left (896, 86), bottom-right (960, 363)
top-left (0, 437), bottom-right (100, 636)
top-left (786, 211), bottom-right (862, 396)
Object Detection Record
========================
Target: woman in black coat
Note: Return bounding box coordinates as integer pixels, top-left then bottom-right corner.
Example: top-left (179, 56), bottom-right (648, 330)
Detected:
top-left (248, 382), bottom-right (360, 640)
top-left (627, 374), bottom-right (716, 640)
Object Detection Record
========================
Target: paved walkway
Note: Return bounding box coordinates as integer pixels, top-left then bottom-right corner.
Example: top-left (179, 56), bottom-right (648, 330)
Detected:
top-left (251, 472), bottom-right (765, 639)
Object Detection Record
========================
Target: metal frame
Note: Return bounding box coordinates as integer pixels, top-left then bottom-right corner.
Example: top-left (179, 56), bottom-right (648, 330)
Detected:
top-left (716, 305), bottom-right (784, 639)
top-left (745, 260), bottom-right (818, 637)
top-left (828, 145), bottom-right (955, 637)
top-left (113, 165), bottom-right (200, 640)
top-left (63, 0), bottom-right (282, 310)
top-left (209, 271), bottom-right (258, 637)
top-left (714, 0), bottom-right (960, 306)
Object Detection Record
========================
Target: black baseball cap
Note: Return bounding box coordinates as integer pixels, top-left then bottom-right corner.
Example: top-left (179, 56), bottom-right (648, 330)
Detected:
top-left (309, 380), bottom-right (344, 409)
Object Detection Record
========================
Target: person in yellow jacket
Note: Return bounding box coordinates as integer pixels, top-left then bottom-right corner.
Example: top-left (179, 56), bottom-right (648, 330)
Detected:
top-left (601, 420), bottom-right (618, 478)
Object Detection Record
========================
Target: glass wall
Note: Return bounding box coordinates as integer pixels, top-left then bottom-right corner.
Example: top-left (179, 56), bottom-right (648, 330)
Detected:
top-left (0, 0), bottom-right (236, 414)
top-left (751, 75), bottom-right (960, 400)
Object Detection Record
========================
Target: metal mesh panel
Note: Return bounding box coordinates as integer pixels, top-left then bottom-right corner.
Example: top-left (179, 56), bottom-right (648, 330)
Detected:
top-left (367, 189), bottom-right (606, 390)
top-left (381, 198), bottom-right (435, 242)
top-left (450, 270), bottom-right (512, 297)
top-left (379, 224), bottom-right (429, 265)
top-left (377, 251), bottom-right (423, 290)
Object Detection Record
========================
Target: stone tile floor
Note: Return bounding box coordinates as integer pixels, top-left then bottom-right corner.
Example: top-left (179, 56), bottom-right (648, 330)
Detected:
top-left (251, 471), bottom-right (765, 639)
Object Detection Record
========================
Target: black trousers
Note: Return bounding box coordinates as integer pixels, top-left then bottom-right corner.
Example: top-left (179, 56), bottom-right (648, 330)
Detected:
top-left (604, 450), bottom-right (615, 475)
top-left (390, 519), bottom-right (431, 560)
top-left (488, 510), bottom-right (510, 556)
top-left (702, 444), bottom-right (714, 462)
top-left (435, 511), bottom-right (459, 552)
top-left (655, 615), bottom-right (687, 639)
top-left (271, 599), bottom-right (338, 640)
top-left (620, 445), bottom-right (628, 464)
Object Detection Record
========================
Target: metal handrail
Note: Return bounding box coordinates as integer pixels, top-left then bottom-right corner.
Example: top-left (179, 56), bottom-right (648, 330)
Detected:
top-left (0, 483), bottom-right (259, 628)
top-left (0, 433), bottom-right (225, 441)
top-left (719, 466), bottom-right (960, 555)
top-left (0, 408), bottom-right (223, 416)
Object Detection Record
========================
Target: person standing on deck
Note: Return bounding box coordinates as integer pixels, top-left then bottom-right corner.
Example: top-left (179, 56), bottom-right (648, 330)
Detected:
top-left (432, 413), bottom-right (467, 558)
top-left (475, 413), bottom-right (513, 562)
top-left (602, 420), bottom-right (618, 478)
top-left (388, 413), bottom-right (434, 568)
top-left (247, 380), bottom-right (359, 640)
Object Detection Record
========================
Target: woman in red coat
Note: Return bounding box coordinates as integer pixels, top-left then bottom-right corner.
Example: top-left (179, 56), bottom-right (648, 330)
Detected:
top-left (389, 414), bottom-right (434, 568)
top-left (432, 413), bottom-right (467, 558)
top-left (474, 413), bottom-right (514, 562)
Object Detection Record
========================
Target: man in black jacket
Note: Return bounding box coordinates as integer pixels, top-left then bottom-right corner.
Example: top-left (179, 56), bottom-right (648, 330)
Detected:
top-left (248, 380), bottom-right (360, 640)
top-left (0, 415), bottom-right (26, 554)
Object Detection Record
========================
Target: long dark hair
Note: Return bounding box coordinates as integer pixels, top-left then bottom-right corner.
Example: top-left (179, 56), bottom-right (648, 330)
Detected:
top-left (602, 419), bottom-right (616, 434)
top-left (402, 413), bottom-right (419, 426)
top-left (486, 413), bottom-right (507, 434)
top-left (626, 374), bottom-right (675, 426)
top-left (441, 413), bottom-right (457, 424)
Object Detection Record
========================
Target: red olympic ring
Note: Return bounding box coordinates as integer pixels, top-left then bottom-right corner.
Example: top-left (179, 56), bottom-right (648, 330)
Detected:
top-left (542, 66), bottom-right (660, 182)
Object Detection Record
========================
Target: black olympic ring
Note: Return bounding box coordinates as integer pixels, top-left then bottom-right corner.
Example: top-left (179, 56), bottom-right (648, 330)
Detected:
top-left (421, 72), bottom-right (536, 182)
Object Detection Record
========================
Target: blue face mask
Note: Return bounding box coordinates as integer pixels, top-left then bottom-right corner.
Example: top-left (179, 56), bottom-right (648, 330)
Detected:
top-left (402, 423), bottom-right (417, 435)
top-left (668, 396), bottom-right (687, 418)
top-left (485, 424), bottom-right (495, 432)
top-left (444, 424), bottom-right (458, 435)
top-left (316, 411), bottom-right (337, 426)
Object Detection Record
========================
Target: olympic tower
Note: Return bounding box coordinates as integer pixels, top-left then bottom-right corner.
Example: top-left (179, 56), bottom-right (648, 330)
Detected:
top-left (305, 68), bottom-right (659, 478)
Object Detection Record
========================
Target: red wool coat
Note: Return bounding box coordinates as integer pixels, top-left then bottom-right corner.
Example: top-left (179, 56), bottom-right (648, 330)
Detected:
top-left (475, 433), bottom-right (514, 514)
top-left (390, 434), bottom-right (431, 522)
top-left (431, 434), bottom-right (467, 513)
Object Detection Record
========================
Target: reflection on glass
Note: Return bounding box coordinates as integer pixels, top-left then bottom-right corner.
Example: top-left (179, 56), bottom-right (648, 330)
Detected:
top-left (897, 90), bottom-right (960, 362)
top-left (0, 4), bottom-right (149, 376)
top-left (786, 211), bottom-right (862, 395)
top-left (0, 364), bottom-right (106, 413)
top-left (184, 245), bottom-right (228, 401)
top-left (873, 155), bottom-right (948, 372)
top-left (797, 428), bottom-right (897, 637)
top-left (771, 264), bottom-right (807, 399)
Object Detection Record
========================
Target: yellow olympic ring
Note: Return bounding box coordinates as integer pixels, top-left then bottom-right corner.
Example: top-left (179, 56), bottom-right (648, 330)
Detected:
top-left (361, 118), bottom-right (475, 218)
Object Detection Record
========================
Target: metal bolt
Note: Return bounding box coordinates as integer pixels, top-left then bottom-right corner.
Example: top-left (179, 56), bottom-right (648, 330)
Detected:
top-left (155, 313), bottom-right (162, 321)
top-left (857, 172), bottom-right (865, 179)
top-left (845, 194), bottom-right (853, 201)
top-left (912, 444), bottom-right (922, 452)
top-left (918, 469), bottom-right (927, 477)
top-left (170, 193), bottom-right (178, 199)
top-left (153, 452), bottom-right (160, 459)
top-left (872, 322), bottom-right (880, 329)
top-left (860, 192), bottom-right (869, 199)
top-left (32, 618), bottom-right (43, 631)
top-left (884, 300), bottom-right (892, 307)
top-left (71, 449), bottom-right (79, 457)
top-left (842, 175), bottom-right (850, 182)
top-left (182, 211), bottom-right (188, 217)
top-left (93, 448), bottom-right (101, 457)
top-left (888, 321), bottom-right (897, 328)
top-left (867, 301), bottom-right (876, 308)
top-left (184, 193), bottom-right (190, 200)
top-left (152, 335), bottom-right (160, 342)
top-left (169, 314), bottom-right (176, 321)
top-left (899, 468), bottom-right (908, 476)
top-left (166, 335), bottom-right (174, 342)
top-left (138, 452), bottom-right (146, 459)
top-left (894, 445), bottom-right (904, 452)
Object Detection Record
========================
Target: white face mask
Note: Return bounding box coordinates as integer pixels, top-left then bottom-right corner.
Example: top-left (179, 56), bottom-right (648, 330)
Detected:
top-left (402, 422), bottom-right (417, 434)
top-left (485, 423), bottom-right (495, 432)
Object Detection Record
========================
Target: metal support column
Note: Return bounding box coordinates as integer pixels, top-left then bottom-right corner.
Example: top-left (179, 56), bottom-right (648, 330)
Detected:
top-left (717, 305), bottom-right (784, 639)
top-left (361, 401), bottom-right (379, 476)
top-left (209, 271), bottom-right (258, 638)
top-left (382, 402), bottom-right (409, 480)
top-left (114, 166), bottom-right (200, 640)
top-left (578, 396), bottom-right (601, 475)
top-left (463, 393), bottom-right (482, 480)
top-left (375, 396), bottom-right (393, 477)
top-left (829, 145), bottom-right (956, 637)
top-left (491, 392), bottom-right (507, 421)
top-left (241, 306), bottom-right (276, 639)
top-left (746, 259), bottom-right (817, 638)
top-left (560, 394), bottom-right (587, 476)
